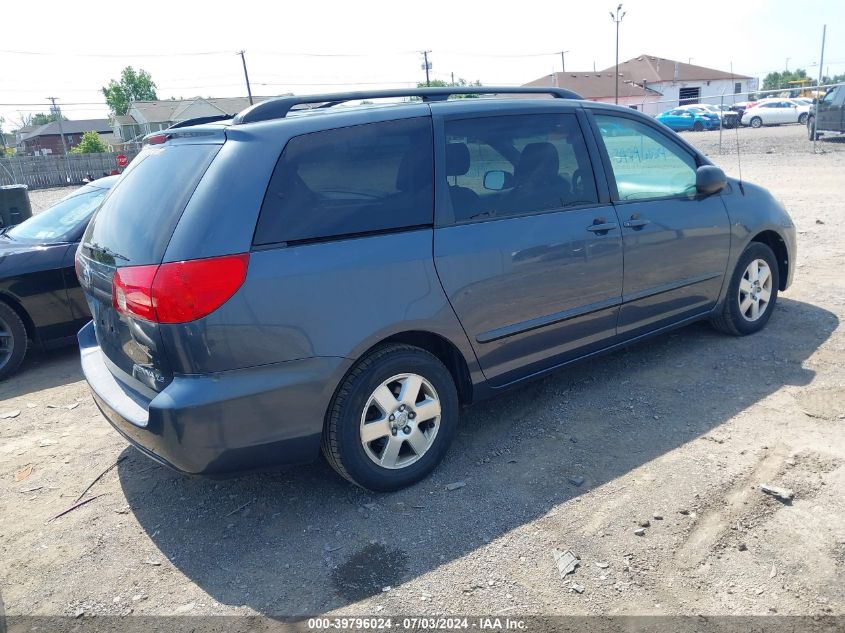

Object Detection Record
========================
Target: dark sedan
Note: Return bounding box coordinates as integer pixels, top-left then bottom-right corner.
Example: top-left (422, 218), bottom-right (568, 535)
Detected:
top-left (0, 176), bottom-right (117, 379)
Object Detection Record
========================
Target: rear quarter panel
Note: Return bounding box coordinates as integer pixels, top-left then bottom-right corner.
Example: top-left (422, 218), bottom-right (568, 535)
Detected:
top-left (158, 230), bottom-right (482, 380)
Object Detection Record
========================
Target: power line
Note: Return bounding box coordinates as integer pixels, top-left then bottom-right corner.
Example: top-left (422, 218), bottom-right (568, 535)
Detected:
top-left (0, 49), bottom-right (230, 57)
top-left (0, 102), bottom-right (106, 106)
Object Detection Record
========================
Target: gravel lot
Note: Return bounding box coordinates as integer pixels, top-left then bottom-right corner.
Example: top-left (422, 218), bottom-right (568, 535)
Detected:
top-left (1, 123), bottom-right (844, 620)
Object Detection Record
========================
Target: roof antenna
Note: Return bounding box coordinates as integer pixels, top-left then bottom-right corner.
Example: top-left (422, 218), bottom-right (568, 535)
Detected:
top-left (730, 61), bottom-right (744, 193)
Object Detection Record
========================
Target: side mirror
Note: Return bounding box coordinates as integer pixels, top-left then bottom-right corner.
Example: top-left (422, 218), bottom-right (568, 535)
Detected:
top-left (483, 170), bottom-right (514, 191)
top-left (696, 165), bottom-right (727, 195)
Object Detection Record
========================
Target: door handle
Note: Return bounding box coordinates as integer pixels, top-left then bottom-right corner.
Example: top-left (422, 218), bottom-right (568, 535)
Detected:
top-left (586, 222), bottom-right (618, 234)
top-left (623, 218), bottom-right (651, 229)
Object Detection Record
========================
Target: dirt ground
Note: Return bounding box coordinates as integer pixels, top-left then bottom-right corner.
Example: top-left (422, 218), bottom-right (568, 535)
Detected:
top-left (1, 123), bottom-right (844, 620)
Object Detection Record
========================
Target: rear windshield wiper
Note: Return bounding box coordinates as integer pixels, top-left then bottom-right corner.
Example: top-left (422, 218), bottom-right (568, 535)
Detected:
top-left (85, 242), bottom-right (130, 262)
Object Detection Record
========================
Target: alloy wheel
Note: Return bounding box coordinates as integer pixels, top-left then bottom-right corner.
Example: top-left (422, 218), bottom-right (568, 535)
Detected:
top-left (738, 258), bottom-right (773, 322)
top-left (0, 316), bottom-right (13, 371)
top-left (359, 373), bottom-right (441, 469)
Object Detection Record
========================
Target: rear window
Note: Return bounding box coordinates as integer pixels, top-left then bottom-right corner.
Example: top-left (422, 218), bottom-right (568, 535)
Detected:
top-left (82, 143), bottom-right (220, 265)
top-left (254, 117), bottom-right (433, 245)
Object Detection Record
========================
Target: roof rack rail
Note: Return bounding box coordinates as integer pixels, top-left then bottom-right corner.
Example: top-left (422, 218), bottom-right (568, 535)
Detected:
top-left (167, 114), bottom-right (232, 130)
top-left (232, 87), bottom-right (582, 125)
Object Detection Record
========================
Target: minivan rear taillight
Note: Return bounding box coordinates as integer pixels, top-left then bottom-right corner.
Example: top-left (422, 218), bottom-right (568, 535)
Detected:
top-left (112, 254), bottom-right (250, 324)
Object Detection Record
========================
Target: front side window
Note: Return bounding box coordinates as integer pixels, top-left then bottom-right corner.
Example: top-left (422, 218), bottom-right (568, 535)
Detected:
top-left (595, 114), bottom-right (698, 201)
top-left (254, 117), bottom-right (433, 245)
top-left (443, 113), bottom-right (598, 222)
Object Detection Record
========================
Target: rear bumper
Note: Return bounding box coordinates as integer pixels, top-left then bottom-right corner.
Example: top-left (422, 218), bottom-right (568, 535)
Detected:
top-left (78, 321), bottom-right (352, 475)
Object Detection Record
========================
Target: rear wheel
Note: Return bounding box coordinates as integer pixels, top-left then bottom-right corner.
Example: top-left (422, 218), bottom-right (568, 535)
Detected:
top-left (711, 242), bottom-right (779, 336)
top-left (322, 344), bottom-right (459, 491)
top-left (750, 116), bottom-right (763, 128)
top-left (0, 302), bottom-right (28, 381)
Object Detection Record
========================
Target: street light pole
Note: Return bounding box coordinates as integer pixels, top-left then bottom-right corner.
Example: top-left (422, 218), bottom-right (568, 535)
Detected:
top-left (610, 4), bottom-right (626, 105)
top-left (560, 50), bottom-right (569, 73)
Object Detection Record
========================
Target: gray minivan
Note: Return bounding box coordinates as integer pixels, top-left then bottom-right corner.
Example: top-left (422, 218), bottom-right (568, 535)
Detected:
top-left (76, 87), bottom-right (795, 491)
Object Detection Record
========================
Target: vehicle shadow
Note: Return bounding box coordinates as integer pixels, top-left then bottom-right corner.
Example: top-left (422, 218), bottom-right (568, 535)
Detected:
top-left (117, 297), bottom-right (837, 616)
top-left (0, 345), bottom-right (82, 401)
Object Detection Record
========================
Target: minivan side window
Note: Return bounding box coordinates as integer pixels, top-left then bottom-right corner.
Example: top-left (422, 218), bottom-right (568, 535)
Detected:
top-left (254, 117), bottom-right (433, 245)
top-left (443, 113), bottom-right (598, 222)
top-left (594, 114), bottom-right (697, 202)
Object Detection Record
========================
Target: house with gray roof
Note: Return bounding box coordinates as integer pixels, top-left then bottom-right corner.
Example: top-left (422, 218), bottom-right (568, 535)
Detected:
top-left (113, 96), bottom-right (281, 147)
top-left (17, 119), bottom-right (113, 156)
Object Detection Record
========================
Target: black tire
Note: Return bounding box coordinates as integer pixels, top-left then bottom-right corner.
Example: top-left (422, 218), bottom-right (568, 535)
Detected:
top-left (798, 112), bottom-right (808, 126)
top-left (750, 116), bottom-right (763, 129)
top-left (321, 343), bottom-right (460, 492)
top-left (711, 242), bottom-right (780, 336)
top-left (807, 116), bottom-right (820, 141)
top-left (0, 301), bottom-right (28, 381)
top-left (693, 121), bottom-right (704, 132)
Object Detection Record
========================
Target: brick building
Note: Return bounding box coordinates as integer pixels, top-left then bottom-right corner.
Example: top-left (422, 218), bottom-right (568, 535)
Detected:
top-left (17, 119), bottom-right (114, 156)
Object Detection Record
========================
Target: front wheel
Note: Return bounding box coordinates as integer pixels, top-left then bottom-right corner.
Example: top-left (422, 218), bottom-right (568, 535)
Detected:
top-left (750, 116), bottom-right (763, 128)
top-left (711, 242), bottom-right (780, 336)
top-left (693, 121), bottom-right (704, 132)
top-left (322, 344), bottom-right (460, 491)
top-left (0, 302), bottom-right (28, 381)
top-left (807, 116), bottom-right (819, 140)
top-left (798, 113), bottom-right (809, 125)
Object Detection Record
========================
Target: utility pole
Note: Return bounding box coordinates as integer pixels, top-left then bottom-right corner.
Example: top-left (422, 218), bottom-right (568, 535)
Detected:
top-left (560, 50), bottom-right (569, 73)
top-left (610, 4), bottom-right (626, 105)
top-left (813, 25), bottom-right (826, 154)
top-left (451, 71), bottom-right (455, 85)
top-left (46, 97), bottom-right (68, 157)
top-left (46, 96), bottom-right (69, 183)
top-left (421, 51), bottom-right (432, 87)
top-left (237, 51), bottom-right (254, 105)
top-left (785, 57), bottom-right (790, 71)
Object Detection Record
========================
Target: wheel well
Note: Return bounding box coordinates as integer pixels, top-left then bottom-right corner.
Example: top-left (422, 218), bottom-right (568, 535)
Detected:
top-left (379, 331), bottom-right (474, 404)
top-left (0, 293), bottom-right (36, 342)
top-left (751, 231), bottom-right (789, 290)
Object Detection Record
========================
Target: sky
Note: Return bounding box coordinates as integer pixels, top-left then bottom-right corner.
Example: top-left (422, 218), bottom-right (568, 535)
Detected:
top-left (1, 0), bottom-right (844, 130)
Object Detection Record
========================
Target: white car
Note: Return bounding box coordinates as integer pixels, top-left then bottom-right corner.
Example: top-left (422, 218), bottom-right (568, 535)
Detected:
top-left (741, 100), bottom-right (801, 128)
top-left (788, 99), bottom-right (812, 125)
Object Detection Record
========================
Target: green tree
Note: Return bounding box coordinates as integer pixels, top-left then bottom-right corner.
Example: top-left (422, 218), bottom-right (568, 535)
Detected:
top-left (29, 112), bottom-right (66, 126)
top-left (70, 131), bottom-right (108, 154)
top-left (821, 73), bottom-right (845, 85)
top-left (761, 69), bottom-right (809, 92)
top-left (416, 77), bottom-right (483, 98)
top-left (102, 66), bottom-right (158, 116)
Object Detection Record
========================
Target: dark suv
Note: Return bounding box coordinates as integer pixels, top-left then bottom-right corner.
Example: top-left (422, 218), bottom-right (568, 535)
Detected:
top-left (808, 84), bottom-right (845, 139)
top-left (76, 87), bottom-right (795, 491)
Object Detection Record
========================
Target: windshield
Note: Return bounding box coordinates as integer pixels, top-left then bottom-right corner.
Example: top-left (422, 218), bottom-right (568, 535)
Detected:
top-left (5, 185), bottom-right (109, 243)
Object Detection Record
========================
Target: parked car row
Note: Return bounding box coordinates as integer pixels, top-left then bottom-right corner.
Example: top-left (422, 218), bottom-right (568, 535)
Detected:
top-left (655, 104), bottom-right (739, 132)
top-left (655, 97), bottom-right (817, 132)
